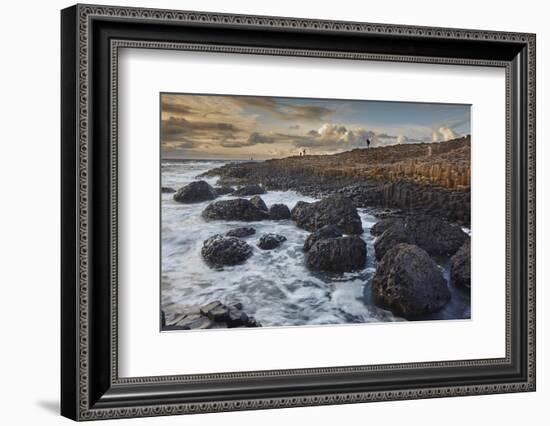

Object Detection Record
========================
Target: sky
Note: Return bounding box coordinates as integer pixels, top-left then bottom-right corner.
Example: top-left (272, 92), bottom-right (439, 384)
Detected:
top-left (160, 93), bottom-right (471, 160)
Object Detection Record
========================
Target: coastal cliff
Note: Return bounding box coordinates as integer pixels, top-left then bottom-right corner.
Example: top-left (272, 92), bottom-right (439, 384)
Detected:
top-left (203, 135), bottom-right (471, 225)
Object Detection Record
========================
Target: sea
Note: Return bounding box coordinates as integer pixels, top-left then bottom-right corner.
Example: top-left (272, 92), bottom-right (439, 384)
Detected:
top-left (161, 159), bottom-right (470, 328)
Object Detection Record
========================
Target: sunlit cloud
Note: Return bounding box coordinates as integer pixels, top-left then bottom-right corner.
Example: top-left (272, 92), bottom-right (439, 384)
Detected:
top-left (160, 93), bottom-right (470, 159)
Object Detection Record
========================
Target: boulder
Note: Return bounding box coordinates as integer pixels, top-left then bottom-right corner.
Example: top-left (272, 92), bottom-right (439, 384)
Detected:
top-left (257, 233), bottom-right (287, 250)
top-left (166, 301), bottom-right (261, 330)
top-left (450, 238), bottom-right (471, 289)
top-left (303, 225), bottom-right (342, 252)
top-left (202, 199), bottom-right (269, 222)
top-left (233, 184), bottom-right (266, 196)
top-left (374, 223), bottom-right (414, 261)
top-left (173, 180), bottom-right (217, 203)
top-left (161, 187), bottom-right (176, 194)
top-left (370, 218), bottom-right (404, 237)
top-left (201, 235), bottom-right (253, 266)
top-left (291, 195), bottom-right (363, 234)
top-left (214, 185), bottom-right (235, 195)
top-left (290, 201), bottom-right (311, 222)
top-left (226, 227), bottom-right (256, 238)
top-left (306, 236), bottom-right (366, 272)
top-left (405, 215), bottom-right (468, 256)
top-left (269, 203), bottom-right (291, 220)
top-left (373, 243), bottom-right (451, 318)
top-left (199, 300), bottom-right (260, 327)
top-left (250, 195), bottom-right (268, 211)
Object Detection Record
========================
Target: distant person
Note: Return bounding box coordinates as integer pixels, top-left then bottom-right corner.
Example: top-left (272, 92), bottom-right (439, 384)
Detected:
top-left (366, 138), bottom-right (371, 149)
top-left (303, 149), bottom-right (307, 156)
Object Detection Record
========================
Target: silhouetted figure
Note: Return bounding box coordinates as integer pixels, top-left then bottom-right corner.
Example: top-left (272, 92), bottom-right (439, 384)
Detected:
top-left (303, 149), bottom-right (307, 156)
top-left (366, 138), bottom-right (371, 149)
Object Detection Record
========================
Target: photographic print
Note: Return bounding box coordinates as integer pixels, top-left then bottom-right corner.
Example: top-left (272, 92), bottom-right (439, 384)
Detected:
top-left (160, 93), bottom-right (471, 331)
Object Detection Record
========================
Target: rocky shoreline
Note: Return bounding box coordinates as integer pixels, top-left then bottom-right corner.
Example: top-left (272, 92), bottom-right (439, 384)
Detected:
top-left (201, 136), bottom-right (471, 226)
top-left (162, 156), bottom-right (471, 329)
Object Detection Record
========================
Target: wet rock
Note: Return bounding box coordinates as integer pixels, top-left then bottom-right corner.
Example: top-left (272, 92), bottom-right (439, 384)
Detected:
top-left (214, 185), bottom-right (235, 195)
top-left (373, 243), bottom-right (450, 318)
top-left (201, 235), bottom-right (253, 266)
top-left (290, 201), bottom-right (311, 222)
top-left (199, 300), bottom-right (260, 327)
top-left (303, 225), bottom-right (342, 252)
top-left (200, 300), bottom-right (229, 321)
top-left (161, 187), bottom-right (176, 194)
top-left (369, 207), bottom-right (404, 219)
top-left (165, 301), bottom-right (261, 330)
top-left (291, 195), bottom-right (363, 234)
top-left (370, 218), bottom-right (404, 237)
top-left (306, 236), bottom-right (366, 272)
top-left (173, 180), bottom-right (217, 203)
top-left (226, 227), bottom-right (256, 238)
top-left (172, 313), bottom-right (214, 330)
top-left (250, 195), bottom-right (268, 211)
top-left (405, 215), bottom-right (468, 256)
top-left (233, 184), bottom-right (266, 196)
top-left (374, 222), bottom-right (414, 261)
top-left (202, 199), bottom-right (269, 222)
top-left (269, 203), bottom-right (291, 220)
top-left (450, 238), bottom-right (471, 289)
top-left (257, 233), bottom-right (287, 250)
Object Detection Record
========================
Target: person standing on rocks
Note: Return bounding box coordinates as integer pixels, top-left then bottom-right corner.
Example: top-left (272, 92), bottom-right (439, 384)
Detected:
top-left (366, 138), bottom-right (371, 149)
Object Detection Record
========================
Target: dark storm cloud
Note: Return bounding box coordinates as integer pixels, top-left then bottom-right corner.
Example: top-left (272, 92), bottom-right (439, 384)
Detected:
top-left (160, 99), bottom-right (196, 116)
top-left (161, 117), bottom-right (241, 142)
top-left (220, 131), bottom-right (299, 148)
top-left (231, 96), bottom-right (334, 121)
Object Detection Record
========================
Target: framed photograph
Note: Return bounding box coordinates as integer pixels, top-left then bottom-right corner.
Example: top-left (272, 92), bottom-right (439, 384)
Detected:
top-left (61, 4), bottom-right (536, 421)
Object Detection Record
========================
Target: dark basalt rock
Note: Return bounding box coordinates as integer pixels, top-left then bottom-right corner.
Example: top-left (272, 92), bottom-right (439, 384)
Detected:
top-left (303, 224), bottom-right (342, 252)
top-left (202, 199), bottom-right (269, 222)
top-left (374, 222), bottom-right (414, 261)
top-left (370, 218), bottom-right (404, 237)
top-left (201, 235), bottom-right (253, 266)
top-left (404, 215), bottom-right (468, 256)
top-left (249, 195), bottom-right (268, 211)
top-left (173, 180), bottom-right (217, 203)
top-left (165, 301), bottom-right (261, 330)
top-left (373, 215), bottom-right (468, 259)
top-left (291, 195), bottom-right (363, 234)
top-left (373, 243), bottom-right (451, 318)
top-left (268, 203), bottom-right (291, 220)
top-left (214, 185), bottom-right (235, 195)
top-left (226, 227), bottom-right (256, 238)
top-left (161, 187), bottom-right (176, 194)
top-left (172, 314), bottom-right (214, 330)
top-left (306, 236), bottom-right (366, 272)
top-left (199, 301), bottom-right (260, 328)
top-left (233, 184), bottom-right (266, 196)
top-left (450, 238), bottom-right (471, 289)
top-left (290, 201), bottom-right (311, 222)
top-left (257, 233), bottom-right (287, 250)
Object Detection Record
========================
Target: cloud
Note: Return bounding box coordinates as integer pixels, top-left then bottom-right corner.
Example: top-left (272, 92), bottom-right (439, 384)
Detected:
top-left (432, 126), bottom-right (458, 142)
top-left (230, 96), bottom-right (334, 121)
top-left (161, 98), bottom-right (195, 116)
top-left (220, 131), bottom-right (297, 148)
top-left (162, 117), bottom-right (240, 140)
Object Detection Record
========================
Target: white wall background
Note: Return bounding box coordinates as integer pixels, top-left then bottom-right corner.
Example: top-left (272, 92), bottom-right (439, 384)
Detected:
top-left (0, 0), bottom-right (546, 424)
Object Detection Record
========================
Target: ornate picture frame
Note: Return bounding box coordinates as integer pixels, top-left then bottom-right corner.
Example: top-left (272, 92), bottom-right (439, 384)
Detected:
top-left (61, 4), bottom-right (535, 421)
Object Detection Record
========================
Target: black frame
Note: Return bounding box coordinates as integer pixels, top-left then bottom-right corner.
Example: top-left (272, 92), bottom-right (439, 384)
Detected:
top-left (61, 4), bottom-right (536, 421)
